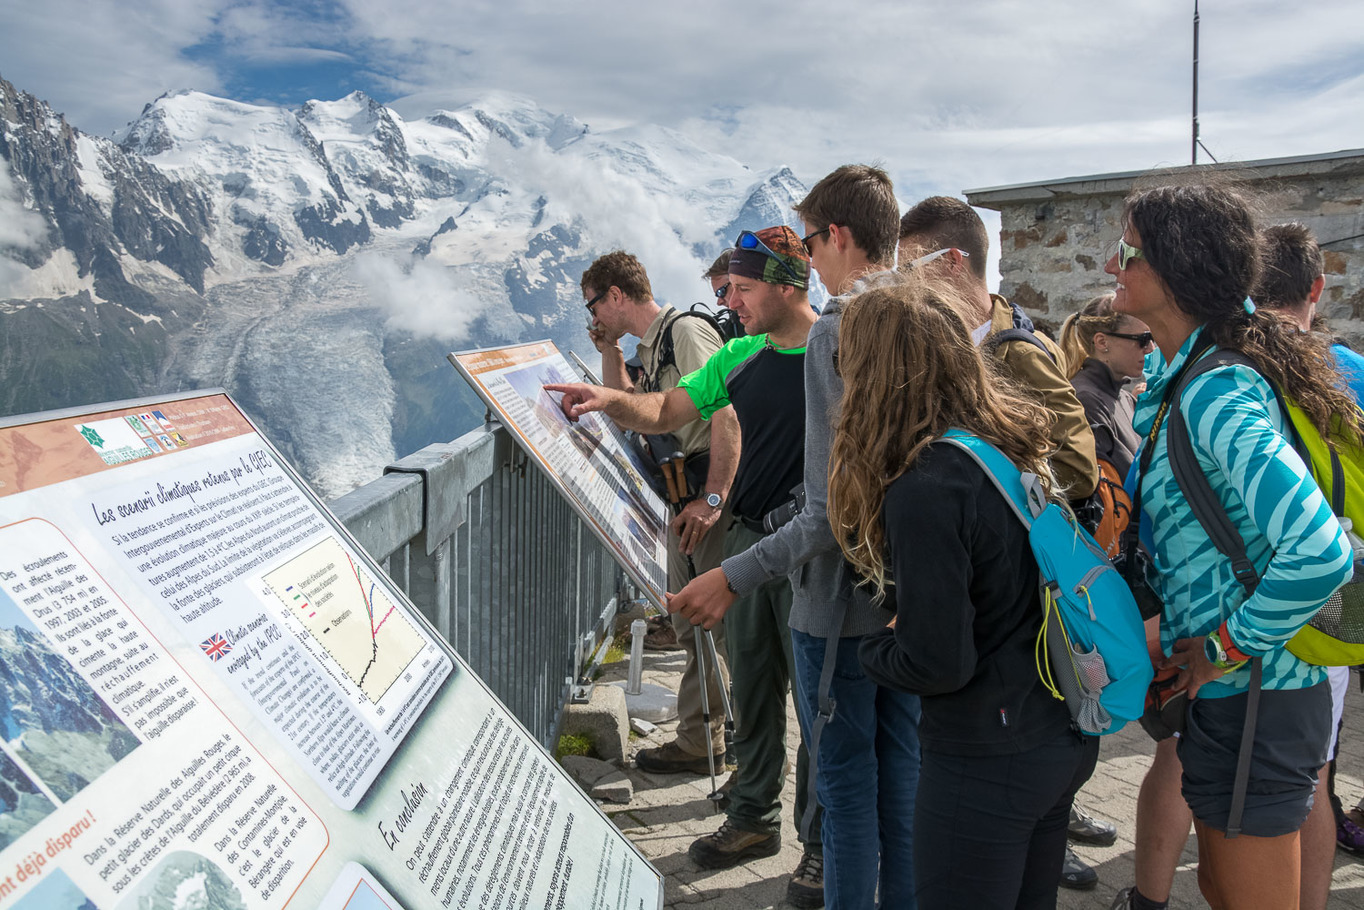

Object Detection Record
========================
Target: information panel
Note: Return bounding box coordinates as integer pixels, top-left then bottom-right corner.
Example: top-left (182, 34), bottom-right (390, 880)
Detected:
top-left (449, 341), bottom-right (669, 607)
top-left (0, 393), bottom-right (661, 910)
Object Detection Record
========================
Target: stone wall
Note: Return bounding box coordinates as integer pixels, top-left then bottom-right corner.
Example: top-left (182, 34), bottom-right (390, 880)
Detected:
top-left (967, 151), bottom-right (1364, 340)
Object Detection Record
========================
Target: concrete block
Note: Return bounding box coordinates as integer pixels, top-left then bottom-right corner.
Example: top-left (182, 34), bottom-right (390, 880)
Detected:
top-left (591, 770), bottom-right (634, 804)
top-left (560, 683), bottom-right (629, 762)
top-left (631, 717), bottom-right (658, 737)
top-left (614, 681), bottom-right (678, 723)
top-left (559, 755), bottom-right (617, 788)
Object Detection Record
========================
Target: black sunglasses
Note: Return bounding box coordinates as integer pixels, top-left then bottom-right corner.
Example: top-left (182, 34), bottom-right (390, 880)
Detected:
top-left (1107, 330), bottom-right (1154, 347)
top-left (584, 288), bottom-right (608, 311)
top-left (714, 282), bottom-right (730, 301)
top-left (736, 231), bottom-right (801, 283)
top-left (801, 227), bottom-right (830, 254)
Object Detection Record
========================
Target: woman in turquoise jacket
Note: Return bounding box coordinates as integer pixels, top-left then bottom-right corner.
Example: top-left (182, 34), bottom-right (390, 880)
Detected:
top-left (1112, 184), bottom-right (1359, 909)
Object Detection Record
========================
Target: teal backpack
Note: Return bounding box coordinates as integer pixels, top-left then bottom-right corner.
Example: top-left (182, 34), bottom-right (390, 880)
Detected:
top-left (939, 430), bottom-right (1153, 735)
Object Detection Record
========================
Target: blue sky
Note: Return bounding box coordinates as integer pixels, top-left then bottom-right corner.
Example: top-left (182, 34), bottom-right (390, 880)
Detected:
top-left (2, 1), bottom-right (1362, 221)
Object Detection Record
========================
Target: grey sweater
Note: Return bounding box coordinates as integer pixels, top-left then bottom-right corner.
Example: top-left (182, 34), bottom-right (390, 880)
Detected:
top-left (720, 274), bottom-right (897, 638)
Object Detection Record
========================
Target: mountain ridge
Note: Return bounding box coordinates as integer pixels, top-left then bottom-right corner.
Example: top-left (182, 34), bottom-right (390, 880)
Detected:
top-left (0, 75), bottom-right (810, 497)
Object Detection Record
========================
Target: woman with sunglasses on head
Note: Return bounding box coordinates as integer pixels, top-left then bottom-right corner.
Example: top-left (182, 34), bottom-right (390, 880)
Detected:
top-left (1059, 293), bottom-right (1153, 480)
top-left (829, 276), bottom-right (1098, 909)
top-left (1109, 183), bottom-right (1358, 910)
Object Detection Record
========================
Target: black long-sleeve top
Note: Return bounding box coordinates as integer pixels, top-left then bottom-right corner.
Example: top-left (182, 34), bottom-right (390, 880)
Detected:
top-left (857, 443), bottom-right (1074, 755)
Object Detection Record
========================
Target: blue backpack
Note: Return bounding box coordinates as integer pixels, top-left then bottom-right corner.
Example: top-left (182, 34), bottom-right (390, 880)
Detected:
top-left (939, 430), bottom-right (1153, 735)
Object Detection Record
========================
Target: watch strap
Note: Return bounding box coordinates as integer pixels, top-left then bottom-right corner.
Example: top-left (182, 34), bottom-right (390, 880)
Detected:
top-left (1217, 620), bottom-right (1252, 664)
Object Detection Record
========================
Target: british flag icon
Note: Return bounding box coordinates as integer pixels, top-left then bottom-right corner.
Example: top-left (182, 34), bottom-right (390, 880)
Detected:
top-left (200, 633), bottom-right (232, 662)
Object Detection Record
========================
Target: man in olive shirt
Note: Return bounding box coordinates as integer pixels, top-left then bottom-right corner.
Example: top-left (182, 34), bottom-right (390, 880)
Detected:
top-left (580, 250), bottom-right (739, 774)
top-left (549, 227), bottom-right (824, 907)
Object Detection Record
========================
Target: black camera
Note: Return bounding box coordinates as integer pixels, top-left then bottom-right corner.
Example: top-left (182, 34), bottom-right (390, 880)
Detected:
top-left (762, 484), bottom-right (807, 535)
top-left (1112, 535), bottom-right (1163, 621)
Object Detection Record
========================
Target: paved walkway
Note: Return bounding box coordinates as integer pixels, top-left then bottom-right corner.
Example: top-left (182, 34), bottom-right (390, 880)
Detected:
top-left (597, 646), bottom-right (1364, 908)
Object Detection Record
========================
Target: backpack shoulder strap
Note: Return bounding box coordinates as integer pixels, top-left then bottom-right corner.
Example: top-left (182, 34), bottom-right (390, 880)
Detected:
top-left (937, 430), bottom-right (1048, 526)
top-left (986, 327), bottom-right (1057, 364)
top-left (1164, 349), bottom-right (1263, 594)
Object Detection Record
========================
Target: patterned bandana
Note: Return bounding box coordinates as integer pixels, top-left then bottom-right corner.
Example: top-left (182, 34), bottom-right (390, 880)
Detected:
top-left (728, 225), bottom-right (811, 290)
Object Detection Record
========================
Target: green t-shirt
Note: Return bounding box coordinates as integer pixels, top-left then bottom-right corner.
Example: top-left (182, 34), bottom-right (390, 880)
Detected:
top-left (677, 334), bottom-right (809, 521)
top-left (677, 334), bottom-right (807, 418)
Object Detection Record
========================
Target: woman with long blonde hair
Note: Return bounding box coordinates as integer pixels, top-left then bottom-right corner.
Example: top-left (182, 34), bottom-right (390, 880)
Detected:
top-left (829, 277), bottom-right (1098, 908)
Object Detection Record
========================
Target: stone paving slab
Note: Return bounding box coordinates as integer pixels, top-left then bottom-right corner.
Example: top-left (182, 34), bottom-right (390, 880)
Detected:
top-left (587, 646), bottom-right (1364, 908)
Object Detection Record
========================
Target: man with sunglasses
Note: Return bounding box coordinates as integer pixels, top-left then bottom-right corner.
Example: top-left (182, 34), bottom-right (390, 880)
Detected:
top-left (677, 163), bottom-right (920, 909)
top-left (578, 251), bottom-right (741, 781)
top-left (548, 227), bottom-right (824, 904)
top-left (899, 196), bottom-right (1098, 498)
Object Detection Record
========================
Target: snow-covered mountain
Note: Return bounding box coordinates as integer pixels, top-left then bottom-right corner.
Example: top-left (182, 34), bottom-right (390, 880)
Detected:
top-left (0, 76), bottom-right (811, 498)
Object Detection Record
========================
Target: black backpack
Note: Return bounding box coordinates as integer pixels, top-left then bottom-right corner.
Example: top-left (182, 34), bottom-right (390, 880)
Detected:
top-left (622, 305), bottom-right (739, 502)
top-left (627, 304), bottom-right (743, 393)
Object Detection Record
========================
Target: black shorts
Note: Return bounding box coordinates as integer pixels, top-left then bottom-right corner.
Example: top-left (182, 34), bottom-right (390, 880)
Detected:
top-left (1178, 681), bottom-right (1330, 837)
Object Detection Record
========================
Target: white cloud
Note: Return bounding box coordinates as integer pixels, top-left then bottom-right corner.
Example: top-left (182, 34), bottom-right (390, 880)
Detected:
top-left (0, 0), bottom-right (222, 135)
top-left (497, 138), bottom-right (714, 306)
top-left (4, 0), bottom-right (1362, 278)
top-left (352, 252), bottom-right (498, 344)
top-left (0, 164), bottom-right (50, 293)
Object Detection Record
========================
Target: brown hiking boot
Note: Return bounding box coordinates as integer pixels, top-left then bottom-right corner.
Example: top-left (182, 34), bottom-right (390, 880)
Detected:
top-left (688, 819), bottom-right (781, 869)
top-left (634, 740), bottom-right (716, 775)
top-left (643, 618), bottom-right (680, 651)
top-left (786, 847), bottom-right (825, 908)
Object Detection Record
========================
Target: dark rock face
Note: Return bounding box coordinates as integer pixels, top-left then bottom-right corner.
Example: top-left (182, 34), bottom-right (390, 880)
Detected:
top-left (0, 77), bottom-right (213, 295)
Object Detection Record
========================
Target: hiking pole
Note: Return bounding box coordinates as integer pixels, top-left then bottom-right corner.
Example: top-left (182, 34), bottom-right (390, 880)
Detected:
top-left (702, 628), bottom-right (736, 771)
top-left (662, 456), bottom-right (721, 810)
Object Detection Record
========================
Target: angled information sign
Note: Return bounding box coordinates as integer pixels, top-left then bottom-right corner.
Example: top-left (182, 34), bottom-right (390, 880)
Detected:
top-left (0, 391), bottom-right (661, 910)
top-left (449, 341), bottom-right (670, 608)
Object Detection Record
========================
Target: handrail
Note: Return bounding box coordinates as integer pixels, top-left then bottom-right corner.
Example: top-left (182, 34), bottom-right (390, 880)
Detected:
top-left (330, 421), bottom-right (626, 746)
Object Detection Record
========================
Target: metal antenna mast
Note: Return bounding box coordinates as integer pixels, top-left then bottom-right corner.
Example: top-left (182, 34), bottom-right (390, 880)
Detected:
top-left (1192, 0), bottom-right (1200, 164)
top-left (1191, 1), bottom-right (1216, 164)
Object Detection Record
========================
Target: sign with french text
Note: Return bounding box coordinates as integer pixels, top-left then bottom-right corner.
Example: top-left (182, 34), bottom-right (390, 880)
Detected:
top-left (450, 341), bottom-right (670, 607)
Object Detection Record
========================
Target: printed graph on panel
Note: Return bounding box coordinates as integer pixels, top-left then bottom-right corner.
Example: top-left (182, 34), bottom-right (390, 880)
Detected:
top-left (261, 538), bottom-right (424, 703)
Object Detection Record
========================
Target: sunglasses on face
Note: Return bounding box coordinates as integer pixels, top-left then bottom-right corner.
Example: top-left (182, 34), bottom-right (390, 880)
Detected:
top-left (584, 288), bottom-right (608, 312)
top-left (736, 231), bottom-right (801, 283)
top-left (801, 227), bottom-right (830, 255)
top-left (714, 282), bottom-right (730, 301)
top-left (1107, 330), bottom-right (1154, 348)
top-left (1117, 238), bottom-right (1145, 270)
top-left (905, 247), bottom-right (969, 269)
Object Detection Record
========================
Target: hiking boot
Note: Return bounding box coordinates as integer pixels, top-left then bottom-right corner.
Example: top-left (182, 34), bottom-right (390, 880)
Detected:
top-left (1059, 847), bottom-right (1097, 890)
top-left (1068, 805), bottom-right (1118, 846)
top-left (1339, 813), bottom-right (1364, 854)
top-left (634, 741), bottom-right (717, 775)
top-left (786, 847), bottom-right (824, 908)
top-left (688, 819), bottom-right (780, 869)
top-left (643, 618), bottom-right (680, 651)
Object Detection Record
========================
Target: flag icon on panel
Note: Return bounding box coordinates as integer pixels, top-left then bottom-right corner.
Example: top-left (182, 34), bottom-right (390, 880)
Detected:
top-left (200, 633), bottom-right (232, 662)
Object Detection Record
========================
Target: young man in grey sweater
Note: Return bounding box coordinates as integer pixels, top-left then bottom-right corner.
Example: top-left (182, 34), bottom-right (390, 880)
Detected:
top-left (669, 165), bottom-right (919, 909)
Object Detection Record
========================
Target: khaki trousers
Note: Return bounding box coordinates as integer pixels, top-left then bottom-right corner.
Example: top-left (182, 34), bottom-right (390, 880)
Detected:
top-left (667, 506), bottom-right (731, 758)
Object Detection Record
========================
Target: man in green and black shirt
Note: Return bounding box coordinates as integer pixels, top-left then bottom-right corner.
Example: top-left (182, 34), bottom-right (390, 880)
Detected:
top-left (547, 226), bottom-right (824, 903)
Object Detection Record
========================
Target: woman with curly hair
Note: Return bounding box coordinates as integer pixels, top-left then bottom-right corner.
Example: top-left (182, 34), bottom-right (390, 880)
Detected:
top-left (828, 276), bottom-right (1099, 908)
top-left (1110, 183), bottom-right (1358, 910)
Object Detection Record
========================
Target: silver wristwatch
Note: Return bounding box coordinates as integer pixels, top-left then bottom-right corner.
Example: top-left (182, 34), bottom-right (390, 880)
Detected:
top-left (704, 492), bottom-right (723, 509)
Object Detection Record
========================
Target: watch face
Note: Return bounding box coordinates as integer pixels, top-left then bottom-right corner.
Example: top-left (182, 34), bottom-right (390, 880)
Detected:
top-left (1204, 634), bottom-right (1222, 665)
top-left (706, 493), bottom-right (722, 508)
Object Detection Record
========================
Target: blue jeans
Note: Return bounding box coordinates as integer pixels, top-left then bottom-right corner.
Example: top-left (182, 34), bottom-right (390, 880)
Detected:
top-left (792, 629), bottom-right (922, 909)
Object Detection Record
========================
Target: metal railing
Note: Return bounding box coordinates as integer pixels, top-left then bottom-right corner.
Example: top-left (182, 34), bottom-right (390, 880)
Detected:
top-left (330, 420), bottom-right (626, 747)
